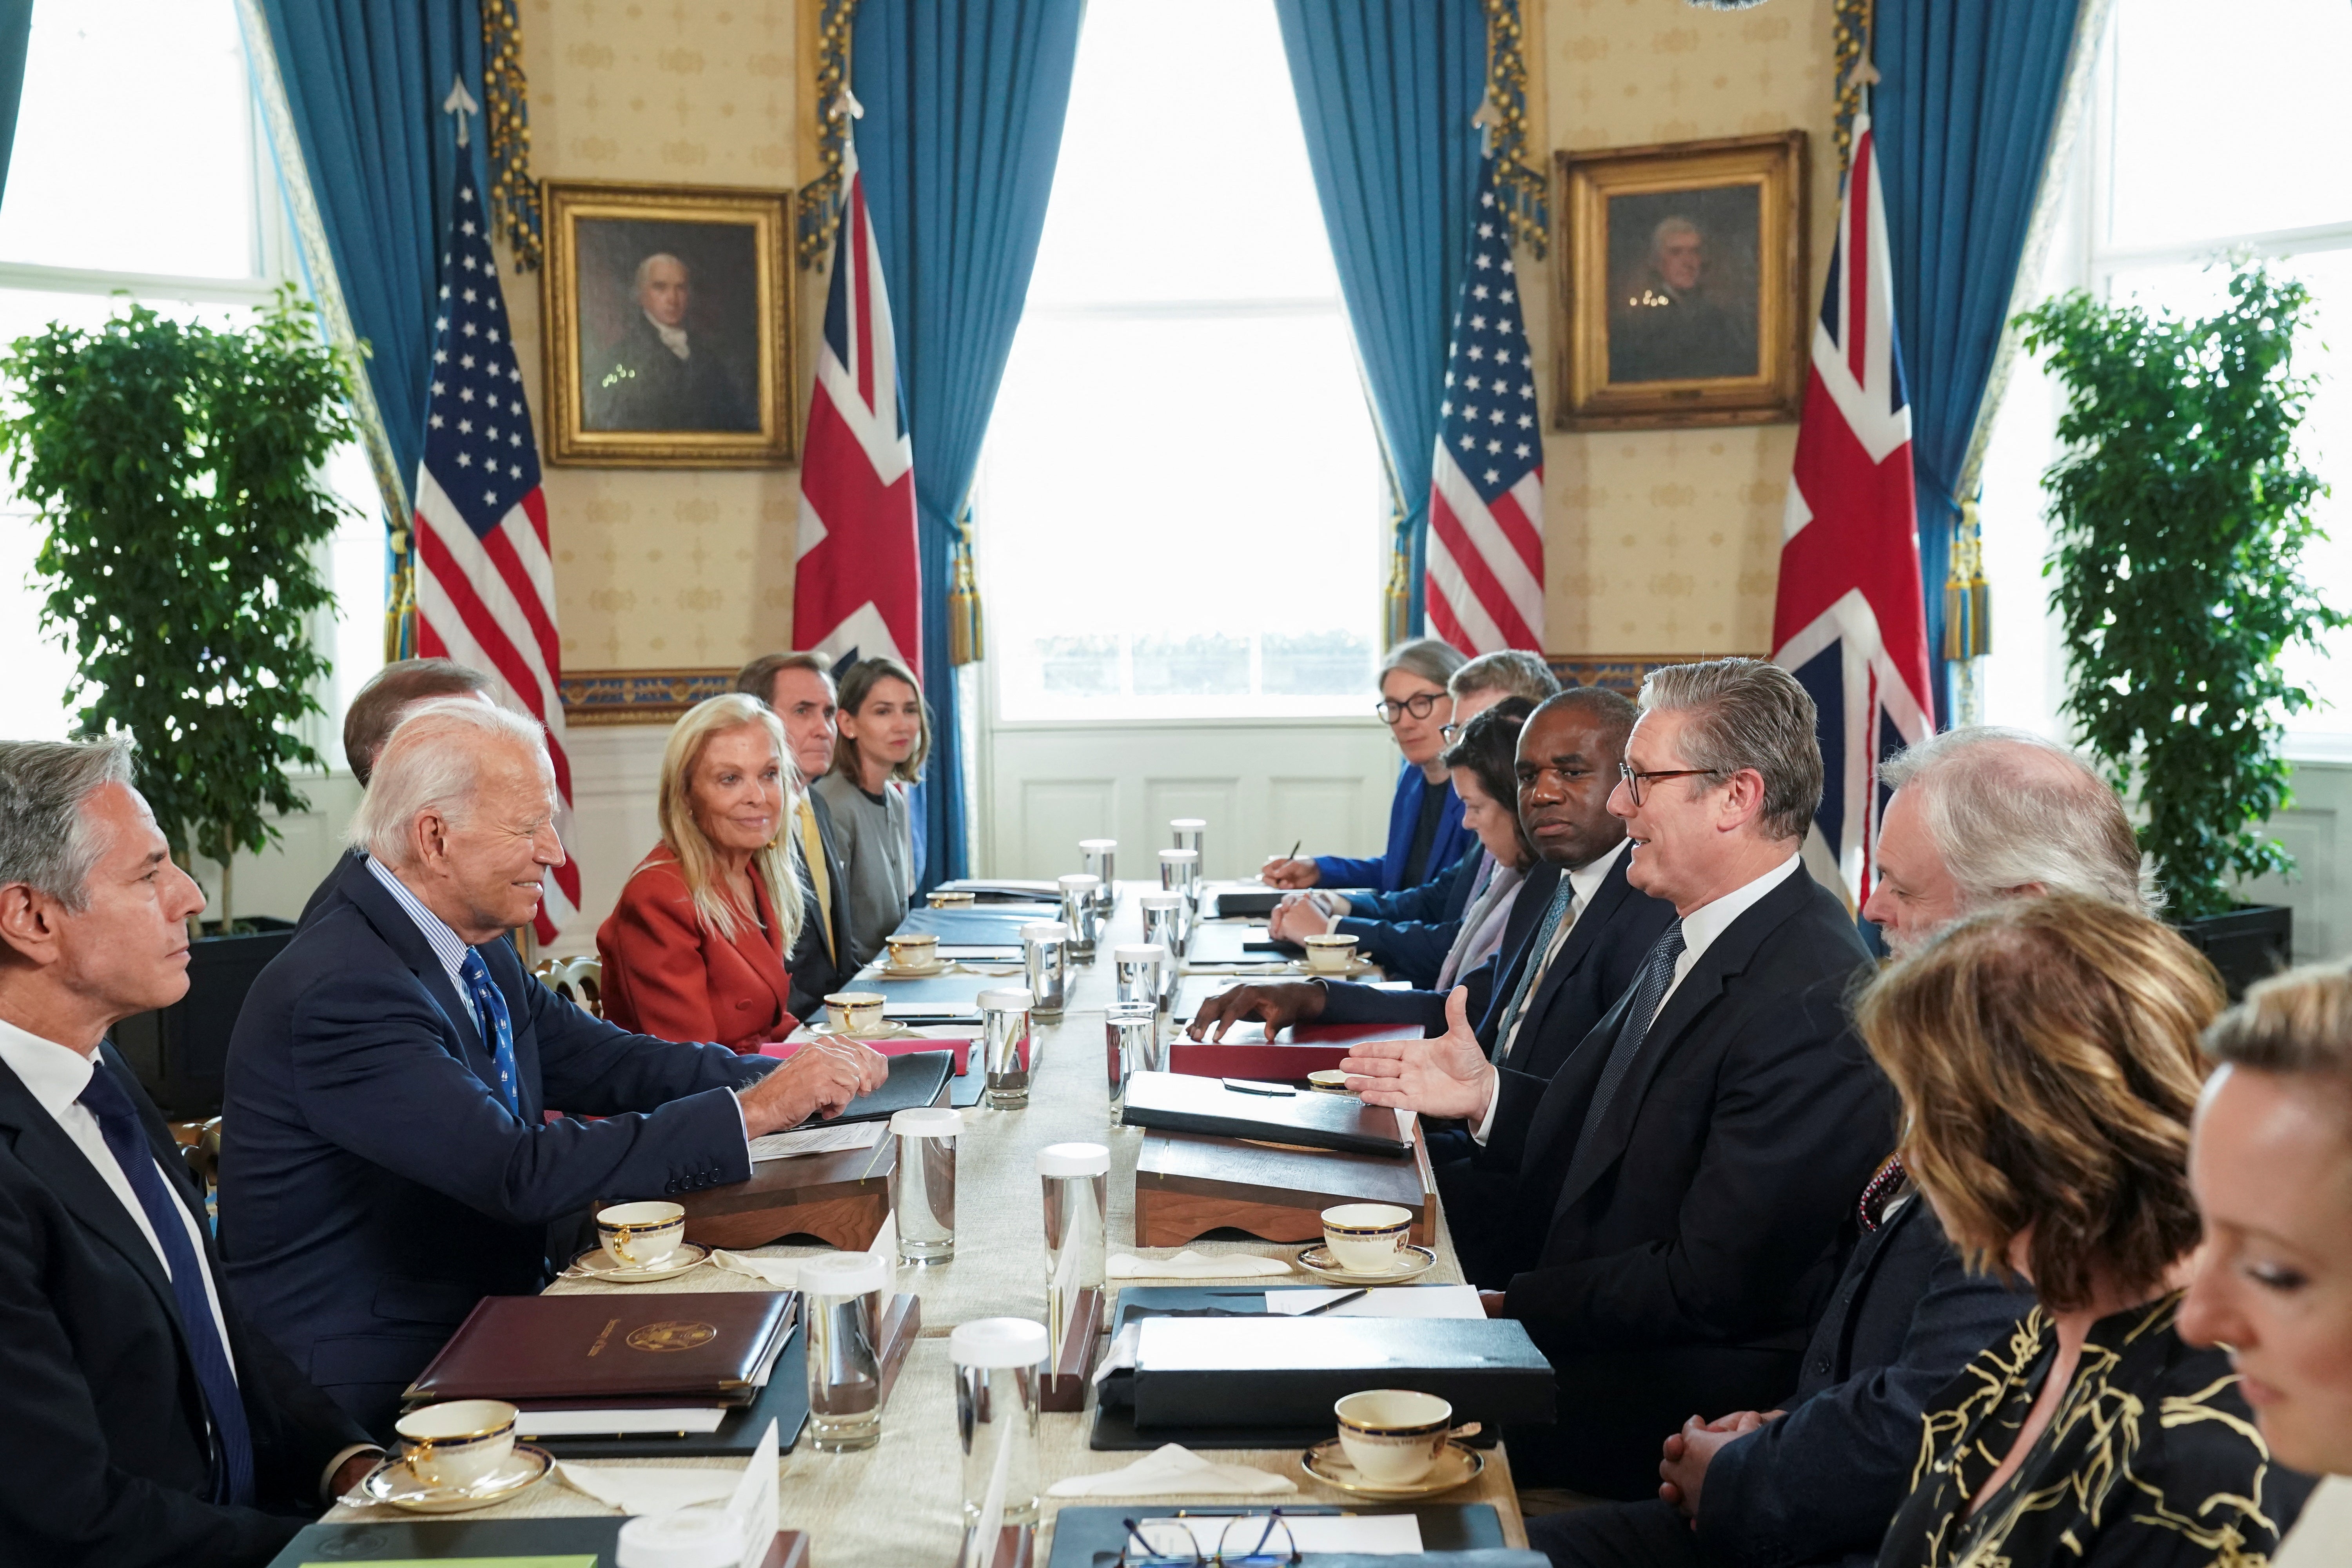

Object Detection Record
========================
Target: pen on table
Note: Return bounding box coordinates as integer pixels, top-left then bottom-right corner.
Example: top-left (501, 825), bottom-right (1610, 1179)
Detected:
top-left (1300, 1288), bottom-right (1368, 1316)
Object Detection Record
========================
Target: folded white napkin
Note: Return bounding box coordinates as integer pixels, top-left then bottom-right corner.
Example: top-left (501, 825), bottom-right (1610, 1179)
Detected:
top-left (555, 1461), bottom-right (741, 1514)
top-left (710, 1249), bottom-right (799, 1286)
top-left (1049, 1443), bottom-right (1298, 1498)
top-left (1107, 1249), bottom-right (1292, 1280)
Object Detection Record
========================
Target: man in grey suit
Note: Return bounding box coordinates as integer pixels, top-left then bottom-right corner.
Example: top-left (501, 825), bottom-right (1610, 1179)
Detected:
top-left (735, 652), bottom-right (856, 1020)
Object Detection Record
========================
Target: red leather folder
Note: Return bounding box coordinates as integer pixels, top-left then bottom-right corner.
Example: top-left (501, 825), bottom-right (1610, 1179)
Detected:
top-left (760, 1033), bottom-right (973, 1075)
top-left (1166, 1021), bottom-right (1423, 1080)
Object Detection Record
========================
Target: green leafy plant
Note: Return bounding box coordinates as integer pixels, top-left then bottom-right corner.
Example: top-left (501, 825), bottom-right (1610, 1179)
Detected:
top-left (2018, 263), bottom-right (2347, 920)
top-left (0, 287), bottom-right (359, 926)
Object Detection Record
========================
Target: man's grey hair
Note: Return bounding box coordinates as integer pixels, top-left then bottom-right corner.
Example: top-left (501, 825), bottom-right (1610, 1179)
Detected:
top-left (1878, 726), bottom-right (2158, 914)
top-left (1379, 636), bottom-right (1466, 692)
top-left (633, 252), bottom-right (688, 294)
top-left (0, 738), bottom-right (138, 911)
top-left (1451, 650), bottom-right (1561, 707)
top-left (350, 699), bottom-right (550, 868)
top-left (1650, 217), bottom-right (1701, 256)
top-left (1637, 658), bottom-right (1822, 843)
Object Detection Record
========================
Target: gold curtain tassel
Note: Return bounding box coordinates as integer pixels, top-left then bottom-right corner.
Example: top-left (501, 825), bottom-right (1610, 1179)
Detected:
top-left (947, 509), bottom-right (984, 667)
top-left (797, 0), bottom-right (863, 270)
top-left (480, 0), bottom-right (543, 271)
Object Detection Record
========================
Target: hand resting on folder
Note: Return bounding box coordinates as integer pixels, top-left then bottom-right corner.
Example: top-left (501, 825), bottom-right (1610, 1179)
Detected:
top-left (739, 1036), bottom-right (891, 1136)
top-left (1339, 986), bottom-right (1493, 1121)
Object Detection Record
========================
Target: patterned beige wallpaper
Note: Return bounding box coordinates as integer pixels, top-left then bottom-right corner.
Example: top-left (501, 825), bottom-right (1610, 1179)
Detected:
top-left (507, 0), bottom-right (810, 672)
top-left (1529, 0), bottom-right (1839, 655)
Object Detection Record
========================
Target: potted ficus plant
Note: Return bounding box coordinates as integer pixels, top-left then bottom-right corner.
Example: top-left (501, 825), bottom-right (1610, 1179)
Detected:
top-left (0, 288), bottom-right (358, 1113)
top-left (2018, 262), bottom-right (2347, 994)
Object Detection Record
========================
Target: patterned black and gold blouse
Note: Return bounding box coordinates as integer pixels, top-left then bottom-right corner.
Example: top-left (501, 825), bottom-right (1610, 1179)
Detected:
top-left (1877, 1292), bottom-right (2313, 1567)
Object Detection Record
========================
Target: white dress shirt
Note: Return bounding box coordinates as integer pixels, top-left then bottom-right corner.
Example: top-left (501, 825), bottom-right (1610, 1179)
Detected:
top-left (0, 1016), bottom-right (238, 1372)
top-left (1492, 838), bottom-right (1630, 1064)
top-left (646, 310), bottom-right (691, 360)
top-left (1473, 845), bottom-right (1799, 1142)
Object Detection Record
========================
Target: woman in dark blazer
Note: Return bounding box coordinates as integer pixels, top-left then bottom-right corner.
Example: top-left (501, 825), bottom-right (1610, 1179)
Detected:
top-left (599, 694), bottom-right (809, 1052)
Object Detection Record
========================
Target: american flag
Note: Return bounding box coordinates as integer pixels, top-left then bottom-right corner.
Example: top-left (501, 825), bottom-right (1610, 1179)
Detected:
top-left (412, 180), bottom-right (583, 944)
top-left (795, 118), bottom-right (921, 673)
top-left (1426, 152), bottom-right (1545, 655)
top-left (1771, 114), bottom-right (1933, 907)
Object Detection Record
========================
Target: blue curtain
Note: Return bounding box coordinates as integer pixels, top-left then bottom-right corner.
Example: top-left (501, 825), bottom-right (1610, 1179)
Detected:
top-left (1873, 0), bottom-right (2085, 724)
top-left (0, 0), bottom-right (30, 206)
top-left (851, 0), bottom-right (1083, 886)
top-left (246, 0), bottom-right (486, 503)
top-left (1274, 0), bottom-right (1486, 636)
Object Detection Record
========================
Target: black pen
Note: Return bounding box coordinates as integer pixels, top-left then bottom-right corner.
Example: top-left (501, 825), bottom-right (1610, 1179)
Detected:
top-left (1300, 1288), bottom-right (1368, 1316)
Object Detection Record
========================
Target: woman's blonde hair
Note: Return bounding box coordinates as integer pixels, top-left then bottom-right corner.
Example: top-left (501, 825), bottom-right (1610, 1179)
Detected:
top-left (1857, 892), bottom-right (2222, 1312)
top-left (832, 655), bottom-right (929, 784)
top-left (652, 694), bottom-right (805, 947)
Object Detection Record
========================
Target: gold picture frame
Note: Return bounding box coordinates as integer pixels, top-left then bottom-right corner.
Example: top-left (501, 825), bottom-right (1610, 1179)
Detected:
top-left (540, 180), bottom-right (796, 467)
top-left (1553, 131), bottom-right (1809, 432)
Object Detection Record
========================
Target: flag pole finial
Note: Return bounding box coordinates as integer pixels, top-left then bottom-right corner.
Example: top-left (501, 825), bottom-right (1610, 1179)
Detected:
top-left (443, 76), bottom-right (481, 147)
top-left (828, 89), bottom-right (864, 123)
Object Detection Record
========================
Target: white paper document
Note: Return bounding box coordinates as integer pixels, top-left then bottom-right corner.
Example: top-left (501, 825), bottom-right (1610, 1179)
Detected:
top-left (728, 1418), bottom-right (780, 1567)
top-left (1136, 1514), bottom-right (1423, 1555)
top-left (749, 1121), bottom-right (886, 1162)
top-left (520, 1406), bottom-right (729, 1436)
top-left (1263, 1284), bottom-right (1485, 1319)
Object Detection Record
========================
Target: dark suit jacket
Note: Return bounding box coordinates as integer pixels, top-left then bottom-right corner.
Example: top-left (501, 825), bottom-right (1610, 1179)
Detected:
top-left (584, 311), bottom-right (758, 433)
top-left (1486, 864), bottom-right (1886, 1363)
top-left (784, 789), bottom-right (855, 1024)
top-left (219, 865), bottom-right (772, 1433)
top-left (294, 848), bottom-right (368, 932)
top-left (1334, 848), bottom-right (1481, 989)
top-left (1318, 848), bottom-right (1675, 1071)
top-left (0, 1045), bottom-right (372, 1567)
top-left (1696, 1192), bottom-right (2034, 1568)
top-left (597, 847), bottom-right (796, 1052)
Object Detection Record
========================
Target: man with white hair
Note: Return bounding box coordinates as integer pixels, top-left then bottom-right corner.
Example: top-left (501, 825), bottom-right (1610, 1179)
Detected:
top-left (219, 700), bottom-right (888, 1432)
top-left (583, 251), bottom-right (758, 432)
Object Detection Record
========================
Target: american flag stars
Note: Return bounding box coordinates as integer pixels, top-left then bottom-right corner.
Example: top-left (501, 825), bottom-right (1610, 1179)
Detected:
top-left (419, 183), bottom-right (541, 536)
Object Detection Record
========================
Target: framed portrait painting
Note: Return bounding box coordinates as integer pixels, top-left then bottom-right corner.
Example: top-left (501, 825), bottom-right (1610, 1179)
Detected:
top-left (540, 180), bottom-right (796, 467)
top-left (1553, 131), bottom-right (1808, 432)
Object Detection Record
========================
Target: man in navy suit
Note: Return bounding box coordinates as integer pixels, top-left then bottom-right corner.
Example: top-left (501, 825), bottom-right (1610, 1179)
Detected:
top-left (0, 739), bottom-right (380, 1567)
top-left (221, 699), bottom-right (888, 1432)
top-left (1345, 660), bottom-right (1891, 1497)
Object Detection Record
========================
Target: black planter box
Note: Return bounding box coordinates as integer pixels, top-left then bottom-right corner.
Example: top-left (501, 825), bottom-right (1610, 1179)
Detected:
top-left (113, 917), bottom-right (297, 1120)
top-left (2176, 903), bottom-right (2292, 1000)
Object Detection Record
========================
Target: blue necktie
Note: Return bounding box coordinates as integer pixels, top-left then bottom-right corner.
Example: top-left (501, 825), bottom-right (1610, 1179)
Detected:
top-left (1490, 877), bottom-right (1574, 1062)
top-left (460, 948), bottom-right (521, 1117)
top-left (78, 1062), bottom-right (256, 1508)
top-left (1575, 920), bottom-right (1688, 1150)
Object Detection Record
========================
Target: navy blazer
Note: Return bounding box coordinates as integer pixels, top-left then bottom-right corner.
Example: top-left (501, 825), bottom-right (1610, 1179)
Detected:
top-left (784, 789), bottom-right (857, 1024)
top-left (1333, 848), bottom-right (1483, 989)
top-left (293, 846), bottom-right (368, 932)
top-left (1488, 865), bottom-right (1886, 1360)
top-left (1312, 763), bottom-right (1470, 893)
top-left (219, 865), bottom-right (771, 1434)
top-left (0, 1045), bottom-right (372, 1568)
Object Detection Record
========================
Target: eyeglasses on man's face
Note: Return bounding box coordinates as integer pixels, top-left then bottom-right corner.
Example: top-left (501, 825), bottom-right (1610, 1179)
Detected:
top-left (1616, 761), bottom-right (1719, 806)
top-left (1375, 692), bottom-right (1445, 724)
top-left (1111, 1510), bottom-right (1302, 1566)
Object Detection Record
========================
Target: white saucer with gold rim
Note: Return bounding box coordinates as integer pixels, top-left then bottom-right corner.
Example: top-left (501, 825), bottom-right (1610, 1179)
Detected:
top-left (1300, 1436), bottom-right (1483, 1497)
top-left (1294, 1242), bottom-right (1437, 1284)
top-left (565, 1240), bottom-right (711, 1283)
top-left (357, 1444), bottom-right (554, 1513)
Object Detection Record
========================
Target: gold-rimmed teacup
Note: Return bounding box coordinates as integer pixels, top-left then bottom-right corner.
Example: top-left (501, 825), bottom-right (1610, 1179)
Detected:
top-left (1303, 933), bottom-right (1360, 973)
top-left (1333, 1388), bottom-right (1454, 1486)
top-left (824, 991), bottom-right (887, 1035)
top-left (595, 1200), bottom-right (685, 1271)
top-left (927, 890), bottom-right (976, 908)
top-left (395, 1398), bottom-right (519, 1490)
top-left (1321, 1202), bottom-right (1413, 1274)
top-left (885, 933), bottom-right (940, 971)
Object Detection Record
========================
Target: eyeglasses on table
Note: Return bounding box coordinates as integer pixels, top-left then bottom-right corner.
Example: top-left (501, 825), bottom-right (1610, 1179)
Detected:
top-left (1103, 1509), bottom-right (1303, 1566)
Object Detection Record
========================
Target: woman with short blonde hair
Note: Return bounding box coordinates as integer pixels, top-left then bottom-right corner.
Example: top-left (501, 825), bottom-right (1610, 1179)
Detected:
top-left (1860, 893), bottom-right (2309, 1568)
top-left (598, 694), bottom-right (810, 1052)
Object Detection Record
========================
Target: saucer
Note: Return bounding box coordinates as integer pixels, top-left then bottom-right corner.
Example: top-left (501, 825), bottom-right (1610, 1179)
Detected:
top-left (565, 1241), bottom-right (711, 1283)
top-left (878, 958), bottom-right (954, 979)
top-left (806, 1018), bottom-right (923, 1042)
top-left (358, 1444), bottom-right (553, 1512)
top-left (1294, 1242), bottom-right (1437, 1283)
top-left (1300, 1436), bottom-right (1483, 1497)
top-left (1288, 958), bottom-right (1379, 979)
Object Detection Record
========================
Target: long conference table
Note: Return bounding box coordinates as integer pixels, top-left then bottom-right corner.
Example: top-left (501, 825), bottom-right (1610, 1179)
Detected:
top-left (325, 883), bottom-right (1532, 1561)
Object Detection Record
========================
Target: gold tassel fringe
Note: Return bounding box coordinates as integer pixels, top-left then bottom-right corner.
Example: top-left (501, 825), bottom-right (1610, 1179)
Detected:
top-left (1481, 0), bottom-right (1548, 259)
top-left (481, 0), bottom-right (542, 270)
top-left (1942, 499), bottom-right (1991, 662)
top-left (796, 0), bottom-right (862, 270)
top-left (947, 509), bottom-right (985, 667)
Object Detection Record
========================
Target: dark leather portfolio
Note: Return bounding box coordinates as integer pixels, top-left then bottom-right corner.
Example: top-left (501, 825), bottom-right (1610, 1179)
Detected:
top-left (524, 1326), bottom-right (810, 1458)
top-left (271, 1517), bottom-right (808, 1567)
top-left (404, 1289), bottom-right (796, 1404)
top-left (1168, 1021), bottom-right (1426, 1080)
top-left (1209, 887), bottom-right (1283, 918)
top-left (1129, 1316), bottom-right (1555, 1430)
top-left (825, 1047), bottom-right (955, 1122)
top-left (1120, 1069), bottom-right (1414, 1156)
top-left (1046, 1504), bottom-right (1534, 1568)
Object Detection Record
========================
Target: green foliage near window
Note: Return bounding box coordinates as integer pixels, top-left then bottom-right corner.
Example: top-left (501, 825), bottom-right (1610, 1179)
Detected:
top-left (0, 289), bottom-right (359, 922)
top-left (2017, 264), bottom-right (2347, 921)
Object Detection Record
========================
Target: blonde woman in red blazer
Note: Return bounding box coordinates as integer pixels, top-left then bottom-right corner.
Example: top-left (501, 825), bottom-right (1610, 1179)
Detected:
top-left (599, 694), bottom-right (810, 1053)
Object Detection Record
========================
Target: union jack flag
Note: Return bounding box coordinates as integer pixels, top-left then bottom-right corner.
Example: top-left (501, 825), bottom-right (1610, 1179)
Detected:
top-left (794, 115), bottom-right (921, 674)
top-left (1771, 114), bottom-right (1933, 907)
top-left (1425, 151), bottom-right (1545, 655)
top-left (413, 180), bottom-right (582, 945)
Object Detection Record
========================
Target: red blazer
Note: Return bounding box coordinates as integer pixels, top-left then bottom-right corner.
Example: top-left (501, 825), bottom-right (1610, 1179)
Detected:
top-left (597, 846), bottom-right (797, 1054)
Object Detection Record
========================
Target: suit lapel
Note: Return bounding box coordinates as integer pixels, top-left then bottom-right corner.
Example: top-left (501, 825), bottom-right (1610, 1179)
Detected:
top-left (735, 880), bottom-right (794, 1023)
top-left (343, 864), bottom-right (490, 1060)
top-left (0, 1057), bottom-right (181, 1324)
top-left (1521, 853), bottom-right (1636, 1038)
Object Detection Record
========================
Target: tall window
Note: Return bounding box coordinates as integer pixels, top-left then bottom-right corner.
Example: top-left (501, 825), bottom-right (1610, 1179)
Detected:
top-left (976, 0), bottom-right (1388, 723)
top-left (0, 0), bottom-right (384, 751)
top-left (1979, 0), bottom-right (2352, 751)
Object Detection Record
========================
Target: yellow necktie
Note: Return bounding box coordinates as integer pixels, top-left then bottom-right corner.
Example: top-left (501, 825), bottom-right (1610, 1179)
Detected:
top-left (798, 798), bottom-right (836, 962)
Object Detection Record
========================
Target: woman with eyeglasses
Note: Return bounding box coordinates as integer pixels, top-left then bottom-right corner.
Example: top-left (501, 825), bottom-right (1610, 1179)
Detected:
top-left (1259, 637), bottom-right (1472, 895)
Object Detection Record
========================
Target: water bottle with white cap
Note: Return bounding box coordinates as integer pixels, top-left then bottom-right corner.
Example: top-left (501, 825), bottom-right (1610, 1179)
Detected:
top-left (1036, 1142), bottom-right (1107, 1367)
top-left (1018, 920), bottom-right (1068, 1016)
top-left (978, 987), bottom-right (1034, 1109)
top-left (800, 1249), bottom-right (888, 1452)
top-left (1112, 943), bottom-right (1165, 1016)
top-left (950, 1318), bottom-right (1049, 1568)
top-left (1056, 873), bottom-right (1102, 960)
top-left (890, 1105), bottom-right (961, 1263)
top-left (1138, 891), bottom-right (1184, 965)
top-left (1078, 838), bottom-right (1117, 915)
